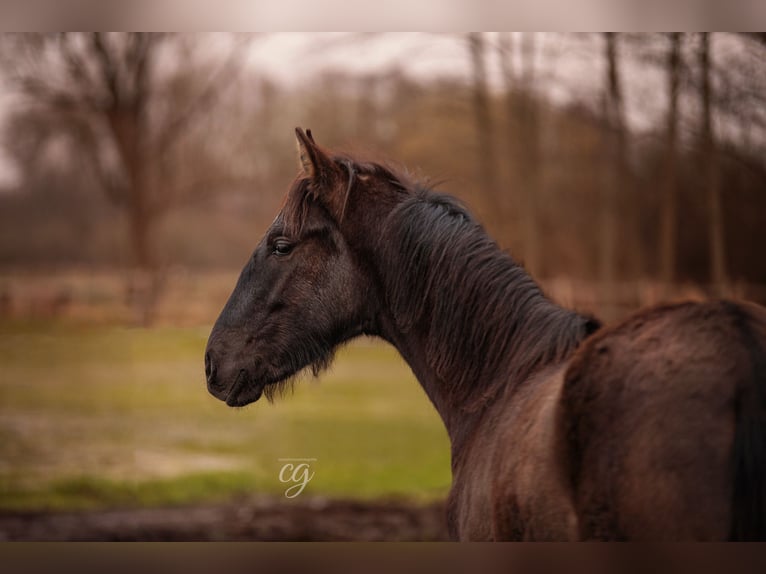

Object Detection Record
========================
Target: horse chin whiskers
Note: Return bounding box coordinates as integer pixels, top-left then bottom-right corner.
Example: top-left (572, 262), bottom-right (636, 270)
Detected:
top-left (262, 375), bottom-right (297, 403)
top-left (259, 349), bottom-right (337, 403)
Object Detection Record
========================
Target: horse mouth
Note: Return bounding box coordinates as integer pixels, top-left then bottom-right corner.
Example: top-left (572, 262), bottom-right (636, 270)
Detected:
top-left (225, 370), bottom-right (265, 407)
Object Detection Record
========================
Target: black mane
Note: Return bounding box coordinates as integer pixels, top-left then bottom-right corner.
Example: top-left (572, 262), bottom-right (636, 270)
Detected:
top-left (379, 186), bottom-right (600, 412)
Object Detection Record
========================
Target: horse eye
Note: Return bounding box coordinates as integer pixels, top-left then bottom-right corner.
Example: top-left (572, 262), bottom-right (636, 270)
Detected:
top-left (273, 240), bottom-right (293, 256)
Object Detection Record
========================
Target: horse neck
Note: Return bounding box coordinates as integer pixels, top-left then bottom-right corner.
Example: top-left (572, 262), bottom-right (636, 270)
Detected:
top-left (369, 191), bottom-right (595, 453)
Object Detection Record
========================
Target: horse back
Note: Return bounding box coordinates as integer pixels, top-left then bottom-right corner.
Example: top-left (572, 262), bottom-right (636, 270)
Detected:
top-left (559, 299), bottom-right (766, 540)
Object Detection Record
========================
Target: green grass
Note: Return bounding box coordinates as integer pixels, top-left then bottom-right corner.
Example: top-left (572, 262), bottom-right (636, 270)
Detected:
top-left (0, 321), bottom-right (451, 511)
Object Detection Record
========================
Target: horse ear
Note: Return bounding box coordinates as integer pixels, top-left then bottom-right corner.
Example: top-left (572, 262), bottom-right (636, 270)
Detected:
top-left (294, 127), bottom-right (350, 222)
top-left (295, 127), bottom-right (335, 181)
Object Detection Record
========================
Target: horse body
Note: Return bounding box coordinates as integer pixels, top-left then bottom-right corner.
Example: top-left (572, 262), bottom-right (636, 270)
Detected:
top-left (448, 300), bottom-right (766, 540)
top-left (205, 129), bottom-right (766, 540)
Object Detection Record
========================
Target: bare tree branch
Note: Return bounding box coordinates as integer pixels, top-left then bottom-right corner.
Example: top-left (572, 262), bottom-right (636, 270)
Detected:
top-left (57, 33), bottom-right (99, 101)
top-left (154, 35), bottom-right (254, 155)
top-left (90, 33), bottom-right (121, 108)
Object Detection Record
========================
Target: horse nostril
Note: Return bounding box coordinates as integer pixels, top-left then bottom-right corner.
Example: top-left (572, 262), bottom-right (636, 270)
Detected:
top-left (205, 351), bottom-right (216, 383)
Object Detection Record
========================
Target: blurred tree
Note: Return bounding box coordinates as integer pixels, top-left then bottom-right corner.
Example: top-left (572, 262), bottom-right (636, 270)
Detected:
top-left (600, 33), bottom-right (627, 319)
top-left (699, 33), bottom-right (727, 295)
top-left (1, 33), bottom-right (252, 324)
top-left (467, 33), bottom-right (502, 237)
top-left (497, 33), bottom-right (541, 273)
top-left (659, 33), bottom-right (683, 291)
top-left (515, 34), bottom-right (542, 276)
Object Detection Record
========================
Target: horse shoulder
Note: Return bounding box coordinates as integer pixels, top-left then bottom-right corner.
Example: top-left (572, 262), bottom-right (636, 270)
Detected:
top-left (451, 363), bottom-right (579, 540)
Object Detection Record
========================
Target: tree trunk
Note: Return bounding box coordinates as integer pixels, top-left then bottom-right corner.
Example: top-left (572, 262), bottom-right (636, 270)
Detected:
top-left (497, 33), bottom-right (542, 276)
top-left (600, 33), bottom-right (626, 320)
top-left (659, 33), bottom-right (682, 292)
top-left (518, 33), bottom-right (541, 277)
top-left (700, 33), bottom-right (727, 295)
top-left (107, 106), bottom-right (161, 325)
top-left (468, 33), bottom-right (502, 239)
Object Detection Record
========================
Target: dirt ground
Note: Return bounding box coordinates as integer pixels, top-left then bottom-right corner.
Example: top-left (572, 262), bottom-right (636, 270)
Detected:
top-left (0, 497), bottom-right (449, 541)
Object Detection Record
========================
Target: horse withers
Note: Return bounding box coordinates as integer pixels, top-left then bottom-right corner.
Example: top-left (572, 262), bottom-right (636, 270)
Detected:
top-left (205, 128), bottom-right (766, 540)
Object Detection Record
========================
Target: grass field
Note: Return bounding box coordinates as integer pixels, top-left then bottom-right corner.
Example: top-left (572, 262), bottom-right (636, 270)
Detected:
top-left (0, 321), bottom-right (451, 511)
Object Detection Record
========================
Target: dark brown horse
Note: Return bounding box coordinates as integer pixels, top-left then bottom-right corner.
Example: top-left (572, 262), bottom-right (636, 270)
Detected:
top-left (205, 128), bottom-right (766, 541)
